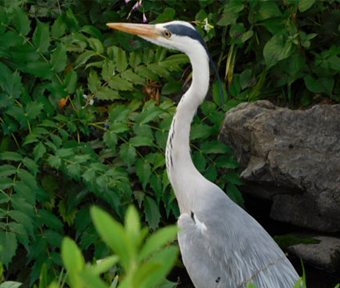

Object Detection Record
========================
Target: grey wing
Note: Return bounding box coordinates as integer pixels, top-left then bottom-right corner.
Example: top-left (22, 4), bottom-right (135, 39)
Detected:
top-left (178, 204), bottom-right (300, 288)
top-left (178, 213), bottom-right (225, 288)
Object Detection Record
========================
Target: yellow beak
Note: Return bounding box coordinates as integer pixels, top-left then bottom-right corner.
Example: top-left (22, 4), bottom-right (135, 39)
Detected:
top-left (106, 23), bottom-right (160, 39)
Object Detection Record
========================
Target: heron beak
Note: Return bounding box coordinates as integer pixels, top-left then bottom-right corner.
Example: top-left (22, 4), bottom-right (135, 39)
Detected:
top-left (106, 23), bottom-right (160, 40)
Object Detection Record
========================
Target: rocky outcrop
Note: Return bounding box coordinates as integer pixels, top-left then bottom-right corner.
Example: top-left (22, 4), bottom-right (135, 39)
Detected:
top-left (288, 236), bottom-right (340, 272)
top-left (219, 100), bottom-right (340, 232)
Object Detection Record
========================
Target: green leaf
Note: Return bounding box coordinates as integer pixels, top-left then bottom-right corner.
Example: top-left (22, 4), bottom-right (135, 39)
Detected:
top-left (0, 165), bottom-right (16, 177)
top-left (0, 151), bottom-right (23, 161)
top-left (88, 38), bottom-right (104, 54)
top-left (111, 46), bottom-right (128, 72)
top-left (0, 282), bottom-right (22, 288)
top-left (103, 132), bottom-right (117, 150)
top-left (26, 101), bottom-right (44, 121)
top-left (74, 51), bottom-right (97, 69)
top-left (135, 106), bottom-right (164, 124)
top-left (37, 209), bottom-right (63, 232)
top-left (108, 77), bottom-right (133, 91)
top-left (102, 59), bottom-right (115, 82)
top-left (65, 69), bottom-right (78, 94)
top-left (119, 143), bottom-right (136, 168)
top-left (190, 123), bottom-right (214, 140)
top-left (256, 2), bottom-right (282, 20)
top-left (51, 16), bottom-right (66, 38)
top-left (215, 155), bottom-right (239, 169)
top-left (51, 44), bottom-right (67, 73)
top-left (0, 231), bottom-right (17, 268)
top-left (22, 157), bottom-right (39, 176)
top-left (246, 283), bottom-right (258, 288)
top-left (227, 184), bottom-right (244, 207)
top-left (88, 69), bottom-right (101, 93)
top-left (33, 142), bottom-right (46, 162)
top-left (95, 87), bottom-right (121, 100)
top-left (130, 136), bottom-right (154, 147)
top-left (61, 237), bottom-right (85, 288)
top-left (39, 263), bottom-right (48, 288)
top-left (22, 61), bottom-right (54, 80)
top-left (144, 196), bottom-right (161, 230)
top-left (135, 159), bottom-right (151, 190)
top-left (79, 270), bottom-right (108, 288)
top-left (91, 256), bottom-right (119, 276)
top-left (33, 21), bottom-right (50, 53)
top-left (298, 0), bottom-right (316, 12)
top-left (12, 7), bottom-right (31, 36)
top-left (91, 206), bottom-right (132, 271)
top-left (47, 155), bottom-right (61, 169)
top-left (263, 34), bottom-right (294, 69)
top-left (152, 8), bottom-right (176, 23)
top-left (121, 70), bottom-right (145, 85)
top-left (201, 140), bottom-right (232, 154)
top-left (125, 205), bottom-right (141, 247)
top-left (139, 225), bottom-right (178, 261)
top-left (9, 210), bottom-right (34, 235)
top-left (304, 75), bottom-right (334, 95)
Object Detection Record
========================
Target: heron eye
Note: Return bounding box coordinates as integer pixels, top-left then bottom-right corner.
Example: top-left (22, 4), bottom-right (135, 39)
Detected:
top-left (164, 30), bottom-right (171, 38)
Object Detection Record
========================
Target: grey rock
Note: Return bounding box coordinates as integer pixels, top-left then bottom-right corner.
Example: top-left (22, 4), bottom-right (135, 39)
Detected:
top-left (219, 100), bottom-right (340, 232)
top-left (287, 236), bottom-right (340, 272)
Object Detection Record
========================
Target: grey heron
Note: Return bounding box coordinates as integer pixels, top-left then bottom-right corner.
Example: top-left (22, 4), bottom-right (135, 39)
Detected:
top-left (107, 21), bottom-right (300, 288)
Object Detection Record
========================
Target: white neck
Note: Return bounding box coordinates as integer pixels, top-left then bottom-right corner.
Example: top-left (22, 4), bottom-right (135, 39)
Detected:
top-left (166, 47), bottom-right (210, 214)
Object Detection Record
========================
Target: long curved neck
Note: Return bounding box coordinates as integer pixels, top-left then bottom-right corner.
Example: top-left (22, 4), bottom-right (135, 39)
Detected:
top-left (166, 49), bottom-right (210, 214)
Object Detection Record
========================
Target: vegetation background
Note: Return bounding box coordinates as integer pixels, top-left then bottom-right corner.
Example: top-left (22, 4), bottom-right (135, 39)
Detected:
top-left (0, 0), bottom-right (340, 287)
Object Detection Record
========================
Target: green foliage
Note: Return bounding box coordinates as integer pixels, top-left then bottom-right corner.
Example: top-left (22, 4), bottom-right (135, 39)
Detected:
top-left (0, 0), bottom-right (240, 284)
top-left (273, 234), bottom-right (321, 249)
top-left (59, 205), bottom-right (178, 288)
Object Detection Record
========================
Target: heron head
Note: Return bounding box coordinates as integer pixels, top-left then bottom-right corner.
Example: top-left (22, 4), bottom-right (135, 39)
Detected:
top-left (106, 21), bottom-right (208, 58)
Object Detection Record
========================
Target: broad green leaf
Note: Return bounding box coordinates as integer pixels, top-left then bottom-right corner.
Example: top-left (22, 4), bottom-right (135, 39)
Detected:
top-left (88, 38), bottom-right (104, 54)
top-left (33, 142), bottom-right (46, 162)
top-left (135, 66), bottom-right (159, 81)
top-left (3, 71), bottom-right (22, 98)
top-left (109, 105), bottom-right (130, 122)
top-left (152, 8), bottom-right (176, 23)
top-left (129, 51), bottom-right (142, 67)
top-left (192, 151), bottom-right (206, 172)
top-left (190, 123), bottom-right (214, 140)
top-left (144, 196), bottom-right (161, 230)
top-left (95, 87), bottom-right (121, 100)
top-left (121, 70), bottom-right (145, 85)
top-left (139, 225), bottom-right (178, 261)
top-left (74, 51), bottom-right (97, 69)
top-left (135, 106), bottom-right (164, 124)
top-left (91, 206), bottom-right (133, 270)
top-left (328, 55), bottom-right (340, 71)
top-left (0, 231), bottom-right (17, 268)
top-left (47, 155), bottom-right (61, 169)
top-left (37, 209), bottom-right (63, 232)
top-left (263, 34), bottom-right (294, 69)
top-left (0, 282), bottom-right (22, 288)
top-left (61, 237), bottom-right (85, 288)
top-left (135, 246), bottom-right (178, 288)
top-left (256, 2), bottom-right (282, 20)
top-left (22, 61), bottom-right (54, 80)
top-left (119, 143), bottom-right (136, 168)
top-left (125, 205), bottom-right (141, 246)
top-left (103, 132), bottom-right (117, 150)
top-left (81, 25), bottom-right (103, 41)
top-left (135, 159), bottom-right (151, 190)
top-left (227, 184), bottom-right (244, 207)
top-left (298, 0), bottom-right (316, 12)
top-left (130, 136), bottom-right (155, 147)
top-left (65, 69), bottom-right (78, 94)
top-left (12, 7), bottom-right (31, 36)
top-left (39, 263), bottom-right (48, 288)
top-left (108, 77), bottom-right (133, 91)
top-left (51, 16), bottom-right (66, 38)
top-left (215, 155), bottom-right (239, 169)
top-left (304, 75), bottom-right (334, 95)
top-left (111, 46), bottom-right (128, 72)
top-left (51, 44), bottom-right (67, 73)
top-left (247, 283), bottom-right (258, 288)
top-left (33, 21), bottom-right (50, 53)
top-left (0, 151), bottom-right (23, 161)
top-left (0, 165), bottom-right (16, 177)
top-left (102, 59), bottom-right (115, 81)
top-left (79, 270), bottom-right (108, 288)
top-left (9, 210), bottom-right (34, 235)
top-left (88, 69), bottom-right (101, 93)
top-left (91, 256), bottom-right (119, 276)
top-left (201, 140), bottom-right (232, 154)
top-left (26, 101), bottom-right (44, 121)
